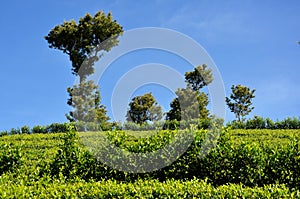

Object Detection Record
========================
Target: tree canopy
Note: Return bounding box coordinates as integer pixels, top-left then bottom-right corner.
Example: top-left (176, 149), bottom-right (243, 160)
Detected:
top-left (166, 64), bottom-right (213, 121)
top-left (45, 11), bottom-right (123, 81)
top-left (226, 84), bottom-right (256, 122)
top-left (185, 64), bottom-right (213, 91)
top-left (126, 93), bottom-right (162, 125)
top-left (166, 88), bottom-right (209, 121)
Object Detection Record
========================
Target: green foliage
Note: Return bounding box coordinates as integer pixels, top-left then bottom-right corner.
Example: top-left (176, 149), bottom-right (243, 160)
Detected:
top-left (45, 11), bottom-right (120, 127)
top-left (166, 88), bottom-right (210, 121)
top-left (44, 125), bottom-right (102, 180)
top-left (0, 121), bottom-right (116, 136)
top-left (0, 178), bottom-right (299, 198)
top-left (10, 127), bottom-right (21, 135)
top-left (185, 64), bottom-right (213, 91)
top-left (126, 92), bottom-right (162, 125)
top-left (46, 123), bottom-right (74, 133)
top-left (229, 129), bottom-right (300, 146)
top-left (45, 11), bottom-right (123, 81)
top-left (66, 80), bottom-right (109, 125)
top-left (226, 84), bottom-right (256, 122)
top-left (34, 127), bottom-right (300, 189)
top-left (21, 126), bottom-right (31, 134)
top-left (0, 122), bottom-right (77, 135)
top-left (75, 121), bottom-right (115, 132)
top-left (0, 131), bottom-right (8, 137)
top-left (166, 97), bottom-right (181, 121)
top-left (122, 121), bottom-right (165, 131)
top-left (148, 102), bottom-right (163, 121)
top-left (163, 118), bottom-right (223, 130)
top-left (1, 128), bottom-right (300, 197)
top-left (0, 143), bottom-right (22, 175)
top-left (166, 64), bottom-right (212, 122)
top-left (227, 116), bottom-right (300, 129)
top-left (31, 125), bottom-right (48, 134)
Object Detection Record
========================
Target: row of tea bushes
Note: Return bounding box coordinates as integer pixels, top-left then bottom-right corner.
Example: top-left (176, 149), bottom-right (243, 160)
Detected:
top-left (0, 123), bottom-right (74, 136)
top-left (41, 128), bottom-right (300, 189)
top-left (227, 116), bottom-right (300, 129)
top-left (0, 178), bottom-right (299, 198)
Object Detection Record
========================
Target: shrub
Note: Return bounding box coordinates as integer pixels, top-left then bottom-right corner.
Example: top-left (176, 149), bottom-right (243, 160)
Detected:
top-left (245, 116), bottom-right (266, 129)
top-left (265, 117), bottom-right (275, 129)
top-left (44, 125), bottom-right (105, 180)
top-left (21, 126), bottom-right (31, 134)
top-left (46, 123), bottom-right (72, 133)
top-left (0, 131), bottom-right (9, 137)
top-left (31, 125), bottom-right (47, 134)
top-left (163, 118), bottom-right (223, 130)
top-left (0, 143), bottom-right (22, 175)
top-left (10, 128), bottom-right (21, 135)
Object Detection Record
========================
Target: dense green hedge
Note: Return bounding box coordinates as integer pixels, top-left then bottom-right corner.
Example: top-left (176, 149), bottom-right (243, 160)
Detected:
top-left (1, 128), bottom-right (300, 197)
top-left (39, 127), bottom-right (300, 190)
top-left (0, 123), bottom-right (74, 136)
top-left (227, 116), bottom-right (300, 129)
top-left (0, 118), bottom-right (224, 136)
top-left (2, 115), bottom-right (299, 137)
top-left (112, 118), bottom-right (223, 131)
top-left (0, 178), bottom-right (299, 198)
top-left (0, 122), bottom-right (116, 136)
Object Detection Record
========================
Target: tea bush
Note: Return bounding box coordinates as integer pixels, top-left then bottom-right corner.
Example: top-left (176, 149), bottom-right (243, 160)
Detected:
top-left (42, 127), bottom-right (300, 189)
top-left (1, 127), bottom-right (300, 197)
top-left (0, 143), bottom-right (22, 175)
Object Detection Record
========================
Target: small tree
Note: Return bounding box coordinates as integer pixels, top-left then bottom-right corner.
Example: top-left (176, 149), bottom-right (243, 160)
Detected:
top-left (226, 84), bottom-right (256, 122)
top-left (126, 93), bottom-right (162, 125)
top-left (166, 64), bottom-right (213, 121)
top-left (166, 88), bottom-right (209, 121)
top-left (66, 80), bottom-right (109, 124)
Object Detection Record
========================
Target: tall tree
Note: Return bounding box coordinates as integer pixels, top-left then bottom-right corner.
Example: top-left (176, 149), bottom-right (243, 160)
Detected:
top-left (45, 11), bottom-right (123, 124)
top-left (166, 64), bottom-right (213, 121)
top-left (45, 11), bottom-right (123, 82)
top-left (126, 93), bottom-right (162, 125)
top-left (226, 84), bottom-right (256, 122)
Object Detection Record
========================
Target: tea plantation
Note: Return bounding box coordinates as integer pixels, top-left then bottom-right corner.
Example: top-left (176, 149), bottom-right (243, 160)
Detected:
top-left (1, 128), bottom-right (300, 198)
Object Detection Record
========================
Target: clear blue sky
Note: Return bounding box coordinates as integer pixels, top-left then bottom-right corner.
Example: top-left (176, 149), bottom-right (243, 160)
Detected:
top-left (0, 0), bottom-right (299, 131)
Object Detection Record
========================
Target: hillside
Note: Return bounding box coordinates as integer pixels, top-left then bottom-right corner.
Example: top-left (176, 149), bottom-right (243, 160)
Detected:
top-left (0, 129), bottom-right (300, 198)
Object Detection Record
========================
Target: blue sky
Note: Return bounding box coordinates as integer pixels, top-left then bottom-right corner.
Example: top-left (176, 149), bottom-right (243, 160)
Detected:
top-left (0, 0), bottom-right (299, 131)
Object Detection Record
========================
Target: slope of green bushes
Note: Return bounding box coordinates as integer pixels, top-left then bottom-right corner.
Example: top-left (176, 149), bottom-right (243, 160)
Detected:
top-left (0, 178), bottom-right (299, 199)
top-left (227, 116), bottom-right (300, 129)
top-left (34, 128), bottom-right (300, 189)
top-left (1, 127), bottom-right (300, 197)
